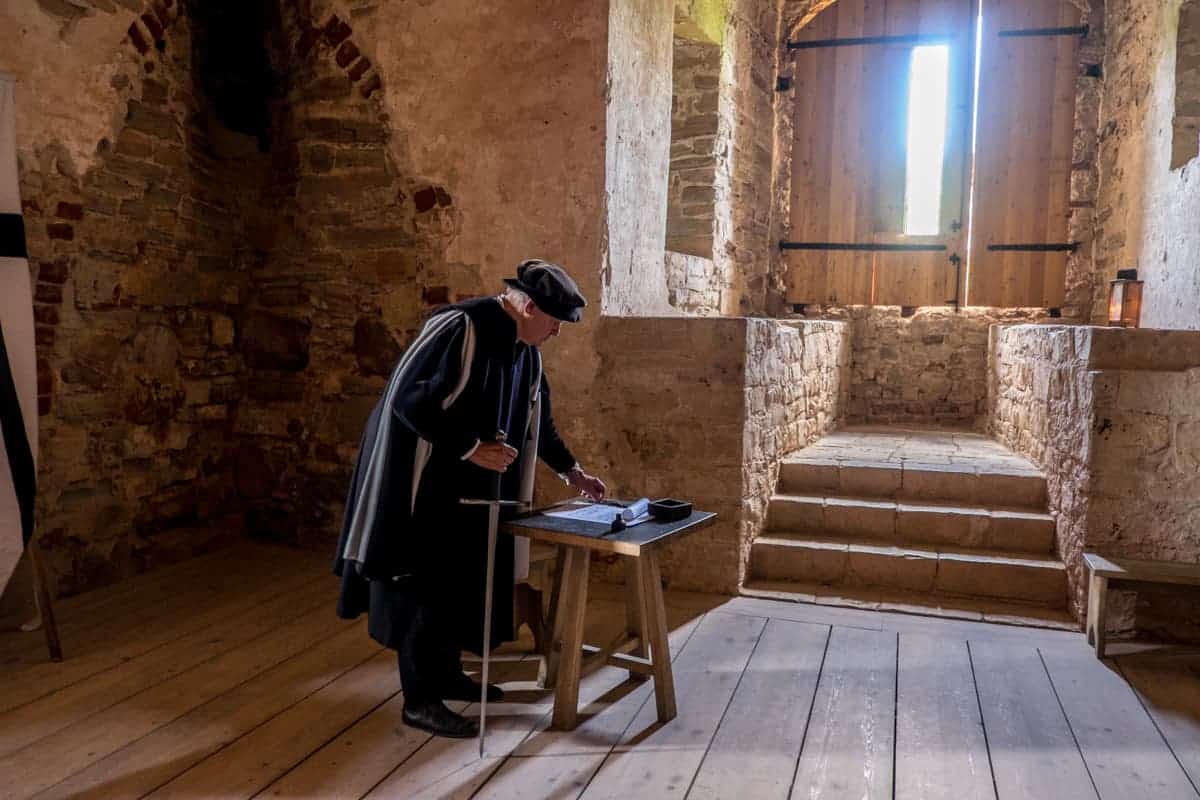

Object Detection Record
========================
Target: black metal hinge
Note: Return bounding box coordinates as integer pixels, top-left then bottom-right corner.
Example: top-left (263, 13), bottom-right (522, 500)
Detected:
top-left (986, 242), bottom-right (1079, 253)
top-left (997, 25), bottom-right (1089, 39)
top-left (786, 33), bottom-right (951, 51)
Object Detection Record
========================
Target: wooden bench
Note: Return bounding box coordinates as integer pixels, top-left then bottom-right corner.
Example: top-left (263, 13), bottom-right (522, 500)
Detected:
top-left (1083, 552), bottom-right (1200, 658)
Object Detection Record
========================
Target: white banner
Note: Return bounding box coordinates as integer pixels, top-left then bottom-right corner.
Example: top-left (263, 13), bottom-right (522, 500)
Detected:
top-left (0, 72), bottom-right (38, 594)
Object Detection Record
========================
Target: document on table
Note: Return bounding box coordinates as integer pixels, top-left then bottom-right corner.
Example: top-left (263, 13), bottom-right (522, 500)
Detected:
top-left (545, 499), bottom-right (653, 527)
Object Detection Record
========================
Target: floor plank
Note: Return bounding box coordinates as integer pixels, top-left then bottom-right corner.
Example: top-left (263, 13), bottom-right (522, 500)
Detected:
top-left (790, 625), bottom-right (897, 800)
top-left (145, 649), bottom-right (398, 799)
top-left (969, 639), bottom-right (1096, 800)
top-left (576, 612), bottom-right (766, 799)
top-left (895, 634), bottom-right (993, 800)
top-left (5, 594), bottom-right (350, 799)
top-left (0, 546), bottom-right (325, 712)
top-left (1041, 646), bottom-right (1198, 799)
top-left (35, 622), bottom-right (375, 800)
top-left (1117, 652), bottom-right (1200, 793)
top-left (687, 618), bottom-right (830, 800)
top-left (0, 571), bottom-right (326, 757)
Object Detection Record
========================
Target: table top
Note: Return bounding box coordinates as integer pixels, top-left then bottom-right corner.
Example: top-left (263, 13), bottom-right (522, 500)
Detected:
top-left (501, 501), bottom-right (717, 556)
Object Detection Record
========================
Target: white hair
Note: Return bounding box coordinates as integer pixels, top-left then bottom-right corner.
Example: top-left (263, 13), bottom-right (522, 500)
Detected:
top-left (503, 285), bottom-right (533, 309)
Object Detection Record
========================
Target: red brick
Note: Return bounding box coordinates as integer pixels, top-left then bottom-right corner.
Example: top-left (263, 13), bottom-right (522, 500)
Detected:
top-left (34, 283), bottom-right (62, 304)
top-left (38, 396), bottom-right (51, 417)
top-left (34, 325), bottom-right (55, 348)
top-left (296, 27), bottom-right (321, 57)
top-left (128, 22), bottom-right (150, 54)
top-left (347, 56), bottom-right (371, 83)
top-left (37, 359), bottom-right (53, 395)
top-left (33, 304), bottom-right (60, 326)
top-left (360, 74), bottom-right (382, 99)
top-left (55, 201), bottom-right (83, 220)
top-left (142, 12), bottom-right (164, 41)
top-left (46, 223), bottom-right (74, 241)
top-left (335, 40), bottom-right (359, 68)
top-left (38, 259), bottom-right (69, 284)
top-left (323, 16), bottom-right (352, 48)
top-left (423, 285), bottom-right (451, 305)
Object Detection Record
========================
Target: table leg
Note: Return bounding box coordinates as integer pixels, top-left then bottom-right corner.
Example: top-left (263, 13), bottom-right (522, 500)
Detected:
top-left (640, 549), bottom-right (676, 723)
top-left (1087, 572), bottom-right (1108, 659)
top-left (551, 546), bottom-right (590, 730)
top-left (623, 556), bottom-right (649, 679)
top-left (541, 545), bottom-right (570, 687)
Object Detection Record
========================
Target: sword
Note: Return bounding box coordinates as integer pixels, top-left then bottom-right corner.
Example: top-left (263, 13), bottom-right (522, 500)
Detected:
top-left (460, 430), bottom-right (522, 758)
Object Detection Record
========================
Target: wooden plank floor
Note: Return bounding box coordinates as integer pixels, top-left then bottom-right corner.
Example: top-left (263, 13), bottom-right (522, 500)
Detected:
top-left (3, 541), bottom-right (1199, 799)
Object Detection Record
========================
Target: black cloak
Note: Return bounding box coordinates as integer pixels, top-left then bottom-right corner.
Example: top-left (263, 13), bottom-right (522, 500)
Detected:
top-left (333, 297), bottom-right (577, 653)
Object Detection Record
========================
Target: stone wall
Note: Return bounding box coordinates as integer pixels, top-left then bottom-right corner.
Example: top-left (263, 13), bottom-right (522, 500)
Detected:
top-left (794, 306), bottom-right (1054, 428)
top-left (1093, 0), bottom-right (1200, 329)
top-left (740, 318), bottom-right (848, 580)
top-left (604, 0), bottom-right (676, 316)
top-left (666, 36), bottom-right (720, 258)
top-left (230, 5), bottom-right (434, 545)
top-left (592, 316), bottom-right (848, 593)
top-left (664, 250), bottom-right (721, 314)
top-left (1174, 0), bottom-right (1200, 169)
top-left (990, 324), bottom-right (1200, 641)
top-left (3, 1), bottom-right (263, 600)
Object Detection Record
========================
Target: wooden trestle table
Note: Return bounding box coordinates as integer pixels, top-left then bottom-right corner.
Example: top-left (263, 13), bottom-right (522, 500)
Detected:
top-left (501, 502), bottom-right (717, 730)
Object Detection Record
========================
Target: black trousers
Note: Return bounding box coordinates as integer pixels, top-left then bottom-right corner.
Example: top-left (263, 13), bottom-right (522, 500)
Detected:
top-left (386, 579), bottom-right (464, 706)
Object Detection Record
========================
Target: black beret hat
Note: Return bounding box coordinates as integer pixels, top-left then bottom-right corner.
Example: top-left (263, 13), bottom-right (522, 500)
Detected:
top-left (503, 259), bottom-right (587, 323)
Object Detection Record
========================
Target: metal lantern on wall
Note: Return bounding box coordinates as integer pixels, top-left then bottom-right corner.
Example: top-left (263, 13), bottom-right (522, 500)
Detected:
top-left (1107, 268), bottom-right (1144, 328)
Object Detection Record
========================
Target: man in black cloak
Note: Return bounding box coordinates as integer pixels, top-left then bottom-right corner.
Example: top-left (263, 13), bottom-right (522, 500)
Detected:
top-left (333, 259), bottom-right (606, 739)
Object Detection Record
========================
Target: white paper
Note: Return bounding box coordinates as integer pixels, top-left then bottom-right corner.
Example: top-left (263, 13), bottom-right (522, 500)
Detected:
top-left (545, 499), bottom-right (653, 527)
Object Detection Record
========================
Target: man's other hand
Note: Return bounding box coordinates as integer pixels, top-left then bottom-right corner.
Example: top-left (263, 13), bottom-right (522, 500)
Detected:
top-left (568, 469), bottom-right (606, 502)
top-left (469, 441), bottom-right (519, 472)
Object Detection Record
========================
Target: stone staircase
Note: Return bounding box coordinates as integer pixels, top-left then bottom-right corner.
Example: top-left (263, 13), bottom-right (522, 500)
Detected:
top-left (745, 428), bottom-right (1074, 628)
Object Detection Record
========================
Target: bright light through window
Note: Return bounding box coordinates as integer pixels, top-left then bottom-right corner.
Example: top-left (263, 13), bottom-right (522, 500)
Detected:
top-left (903, 45), bottom-right (951, 236)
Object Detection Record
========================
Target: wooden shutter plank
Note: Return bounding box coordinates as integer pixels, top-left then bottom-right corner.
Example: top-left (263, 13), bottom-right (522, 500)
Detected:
top-left (967, 0), bottom-right (1079, 307)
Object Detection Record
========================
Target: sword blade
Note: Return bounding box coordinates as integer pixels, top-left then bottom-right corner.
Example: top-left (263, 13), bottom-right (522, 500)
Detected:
top-left (479, 502), bottom-right (499, 758)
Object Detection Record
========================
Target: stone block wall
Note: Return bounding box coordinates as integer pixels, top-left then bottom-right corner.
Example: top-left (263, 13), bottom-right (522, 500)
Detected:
top-left (7, 2), bottom-right (263, 597)
top-left (666, 36), bottom-right (720, 258)
top-left (592, 316), bottom-right (848, 593)
top-left (1093, 0), bottom-right (1200, 330)
top-left (990, 324), bottom-right (1200, 640)
top-left (664, 250), bottom-right (722, 314)
top-left (798, 306), bottom-right (1053, 429)
top-left (740, 318), bottom-right (848, 580)
top-left (230, 5), bottom-right (440, 546)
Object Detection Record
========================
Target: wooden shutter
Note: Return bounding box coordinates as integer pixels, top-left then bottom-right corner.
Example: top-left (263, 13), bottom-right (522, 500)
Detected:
top-left (965, 1), bottom-right (1081, 307)
top-left (786, 0), bottom-right (975, 307)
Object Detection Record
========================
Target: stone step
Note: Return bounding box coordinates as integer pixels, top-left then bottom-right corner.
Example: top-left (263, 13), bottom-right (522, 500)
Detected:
top-left (740, 580), bottom-right (1078, 631)
top-left (749, 534), bottom-right (1067, 608)
top-left (768, 494), bottom-right (1056, 554)
top-left (779, 458), bottom-right (1047, 509)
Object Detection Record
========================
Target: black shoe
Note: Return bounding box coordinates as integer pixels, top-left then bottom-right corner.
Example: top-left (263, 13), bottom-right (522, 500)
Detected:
top-left (440, 674), bottom-right (505, 703)
top-left (401, 701), bottom-right (479, 739)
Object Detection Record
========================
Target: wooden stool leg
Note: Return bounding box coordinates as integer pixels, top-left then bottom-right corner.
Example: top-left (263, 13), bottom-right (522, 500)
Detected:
top-left (640, 549), bottom-right (676, 723)
top-left (623, 556), bottom-right (649, 680)
top-left (29, 543), bottom-right (62, 662)
top-left (1087, 573), bottom-right (1108, 659)
top-left (541, 545), bottom-right (570, 688)
top-left (551, 547), bottom-right (590, 730)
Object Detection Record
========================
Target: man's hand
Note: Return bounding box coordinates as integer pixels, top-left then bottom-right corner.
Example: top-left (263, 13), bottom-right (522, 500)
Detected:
top-left (468, 441), bottom-right (519, 472)
top-left (567, 467), bottom-right (607, 502)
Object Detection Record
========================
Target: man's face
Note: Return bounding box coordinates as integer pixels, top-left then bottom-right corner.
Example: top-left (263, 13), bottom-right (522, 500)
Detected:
top-left (518, 301), bottom-right (563, 346)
